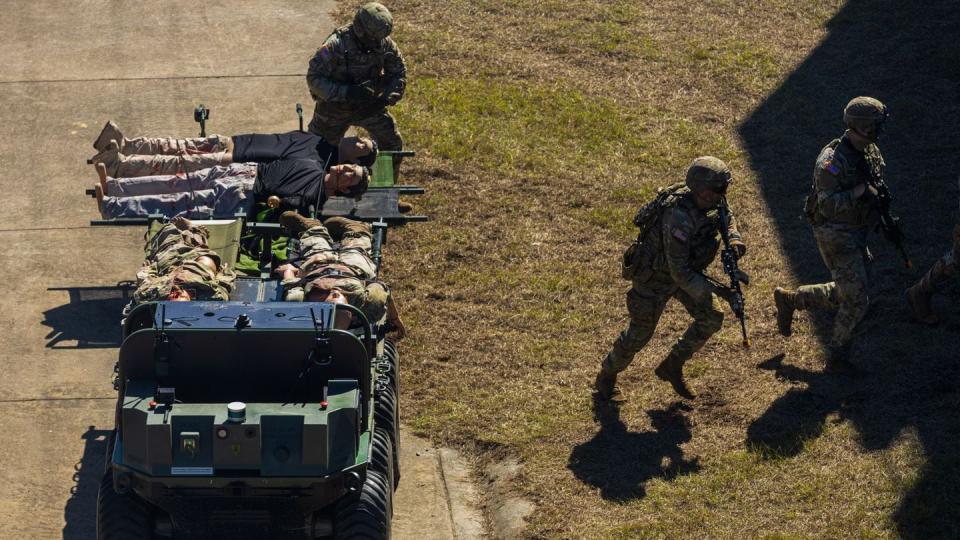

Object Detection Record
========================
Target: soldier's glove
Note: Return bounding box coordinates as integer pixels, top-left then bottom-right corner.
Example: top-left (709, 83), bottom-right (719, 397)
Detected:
top-left (346, 83), bottom-right (376, 101)
top-left (714, 285), bottom-right (741, 312)
top-left (730, 240), bottom-right (747, 258)
top-left (385, 91), bottom-right (402, 105)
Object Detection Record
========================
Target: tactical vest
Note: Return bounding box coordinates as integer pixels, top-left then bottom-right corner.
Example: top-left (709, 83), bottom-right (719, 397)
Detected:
top-left (621, 183), bottom-right (687, 280)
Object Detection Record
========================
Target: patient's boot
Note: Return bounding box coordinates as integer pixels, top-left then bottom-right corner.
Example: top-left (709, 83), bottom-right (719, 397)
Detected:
top-left (323, 216), bottom-right (372, 239)
top-left (93, 121), bottom-right (124, 152)
top-left (114, 152), bottom-right (226, 177)
top-left (280, 211), bottom-right (323, 236)
top-left (90, 140), bottom-right (122, 177)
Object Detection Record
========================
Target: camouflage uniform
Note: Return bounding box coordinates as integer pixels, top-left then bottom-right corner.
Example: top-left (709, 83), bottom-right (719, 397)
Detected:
top-left (306, 4), bottom-right (406, 172)
top-left (786, 134), bottom-right (883, 350)
top-left (906, 176), bottom-right (960, 323)
top-left (133, 222), bottom-right (236, 304)
top-left (604, 186), bottom-right (742, 375)
top-left (283, 217), bottom-right (389, 323)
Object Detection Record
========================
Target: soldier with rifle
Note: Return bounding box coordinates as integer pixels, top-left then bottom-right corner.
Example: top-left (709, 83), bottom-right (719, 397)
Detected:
top-left (774, 96), bottom-right (904, 366)
top-left (595, 156), bottom-right (748, 401)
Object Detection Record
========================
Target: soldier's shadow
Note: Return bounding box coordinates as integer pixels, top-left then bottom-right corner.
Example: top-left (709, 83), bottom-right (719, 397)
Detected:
top-left (567, 398), bottom-right (699, 501)
top-left (739, 0), bottom-right (960, 536)
top-left (62, 427), bottom-right (111, 540)
top-left (43, 284), bottom-right (133, 349)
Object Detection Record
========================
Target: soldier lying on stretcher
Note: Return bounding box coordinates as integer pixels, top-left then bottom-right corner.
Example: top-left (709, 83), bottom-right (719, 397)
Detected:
top-left (130, 216), bottom-right (237, 307)
top-left (274, 211), bottom-right (406, 339)
top-left (129, 214), bottom-right (404, 336)
top-left (90, 120), bottom-right (377, 177)
top-left (94, 161), bottom-right (368, 220)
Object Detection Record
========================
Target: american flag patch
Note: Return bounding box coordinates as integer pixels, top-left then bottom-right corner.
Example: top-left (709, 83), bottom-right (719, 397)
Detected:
top-left (672, 228), bottom-right (689, 242)
top-left (825, 160), bottom-right (840, 175)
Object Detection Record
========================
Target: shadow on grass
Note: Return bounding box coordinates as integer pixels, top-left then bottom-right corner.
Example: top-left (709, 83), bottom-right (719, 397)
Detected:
top-left (739, 1), bottom-right (960, 536)
top-left (63, 426), bottom-right (111, 540)
top-left (43, 284), bottom-right (133, 349)
top-left (567, 397), bottom-right (699, 501)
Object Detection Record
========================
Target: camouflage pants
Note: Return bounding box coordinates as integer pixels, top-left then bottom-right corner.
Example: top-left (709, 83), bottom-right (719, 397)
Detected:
top-left (604, 271), bottom-right (724, 373)
top-left (913, 225), bottom-right (960, 295)
top-left (309, 102), bottom-right (403, 177)
top-left (121, 135), bottom-right (229, 156)
top-left (793, 227), bottom-right (870, 349)
top-left (112, 152), bottom-right (228, 178)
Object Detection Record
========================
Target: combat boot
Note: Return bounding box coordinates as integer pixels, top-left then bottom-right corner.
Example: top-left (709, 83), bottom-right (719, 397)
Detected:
top-left (279, 211), bottom-right (322, 236)
top-left (593, 367), bottom-right (624, 402)
top-left (773, 287), bottom-right (795, 337)
top-left (654, 353), bottom-right (695, 400)
top-left (323, 216), bottom-right (372, 239)
top-left (90, 140), bottom-right (121, 177)
top-left (906, 282), bottom-right (939, 325)
top-left (93, 120), bottom-right (124, 152)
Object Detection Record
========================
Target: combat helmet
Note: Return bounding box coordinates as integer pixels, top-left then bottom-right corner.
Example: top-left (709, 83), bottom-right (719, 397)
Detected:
top-left (843, 96), bottom-right (888, 138)
top-left (354, 2), bottom-right (393, 43)
top-left (685, 156), bottom-right (731, 193)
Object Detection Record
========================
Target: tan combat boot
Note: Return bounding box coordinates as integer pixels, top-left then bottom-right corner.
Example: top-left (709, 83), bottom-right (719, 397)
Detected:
top-left (773, 287), bottom-right (796, 337)
top-left (93, 120), bottom-right (124, 152)
top-left (906, 282), bottom-right (939, 325)
top-left (654, 353), bottom-right (695, 399)
top-left (323, 216), bottom-right (372, 239)
top-left (593, 367), bottom-right (624, 402)
top-left (280, 211), bottom-right (323, 236)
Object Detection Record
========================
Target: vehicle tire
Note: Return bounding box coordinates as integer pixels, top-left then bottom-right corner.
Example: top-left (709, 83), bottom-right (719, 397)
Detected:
top-left (370, 427), bottom-right (395, 504)
top-left (97, 470), bottom-right (155, 540)
top-left (333, 430), bottom-right (393, 539)
top-left (374, 385), bottom-right (400, 489)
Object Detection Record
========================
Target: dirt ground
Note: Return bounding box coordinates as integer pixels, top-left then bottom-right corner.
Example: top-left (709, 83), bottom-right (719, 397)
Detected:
top-left (0, 2), bottom-right (480, 538)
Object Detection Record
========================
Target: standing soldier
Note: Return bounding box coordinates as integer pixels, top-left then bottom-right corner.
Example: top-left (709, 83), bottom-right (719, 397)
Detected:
top-left (306, 2), bottom-right (406, 179)
top-left (595, 157), bottom-right (747, 401)
top-left (774, 97), bottom-right (889, 364)
top-left (905, 177), bottom-right (960, 324)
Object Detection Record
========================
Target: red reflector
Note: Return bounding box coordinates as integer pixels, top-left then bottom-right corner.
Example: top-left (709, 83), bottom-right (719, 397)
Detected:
top-left (320, 401), bottom-right (328, 409)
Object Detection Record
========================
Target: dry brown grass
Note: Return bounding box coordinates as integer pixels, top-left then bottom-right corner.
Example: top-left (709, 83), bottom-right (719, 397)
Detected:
top-left (331, 0), bottom-right (960, 537)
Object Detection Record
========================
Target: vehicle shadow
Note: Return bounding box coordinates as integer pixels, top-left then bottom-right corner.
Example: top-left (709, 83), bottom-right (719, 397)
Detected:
top-left (739, 1), bottom-right (960, 536)
top-left (43, 284), bottom-right (133, 349)
top-left (62, 426), bottom-right (111, 540)
top-left (567, 397), bottom-right (699, 501)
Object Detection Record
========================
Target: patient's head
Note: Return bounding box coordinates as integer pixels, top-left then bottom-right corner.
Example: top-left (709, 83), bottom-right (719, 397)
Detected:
top-left (324, 164), bottom-right (369, 198)
top-left (306, 287), bottom-right (354, 329)
top-left (167, 286), bottom-right (192, 302)
top-left (339, 136), bottom-right (378, 168)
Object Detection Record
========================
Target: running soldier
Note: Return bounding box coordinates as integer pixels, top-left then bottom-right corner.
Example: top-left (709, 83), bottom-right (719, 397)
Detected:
top-left (595, 157), bottom-right (747, 401)
top-left (774, 97), bottom-right (889, 365)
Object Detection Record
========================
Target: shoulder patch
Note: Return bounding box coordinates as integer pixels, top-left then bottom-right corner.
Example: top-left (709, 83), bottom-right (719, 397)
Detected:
top-left (824, 159), bottom-right (840, 175)
top-left (319, 44), bottom-right (333, 61)
top-left (672, 228), bottom-right (689, 242)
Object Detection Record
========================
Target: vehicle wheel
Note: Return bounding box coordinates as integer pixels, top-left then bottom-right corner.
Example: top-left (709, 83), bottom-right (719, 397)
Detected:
top-left (97, 470), bottom-right (155, 540)
top-left (370, 427), bottom-right (395, 505)
top-left (333, 429), bottom-right (393, 539)
top-left (374, 385), bottom-right (400, 489)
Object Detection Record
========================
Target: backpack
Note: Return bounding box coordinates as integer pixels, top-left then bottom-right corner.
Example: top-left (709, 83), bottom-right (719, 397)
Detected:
top-left (621, 183), bottom-right (686, 280)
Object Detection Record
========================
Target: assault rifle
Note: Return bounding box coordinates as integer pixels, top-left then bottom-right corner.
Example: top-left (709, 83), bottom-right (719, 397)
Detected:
top-left (867, 172), bottom-right (912, 268)
top-left (718, 199), bottom-right (750, 348)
